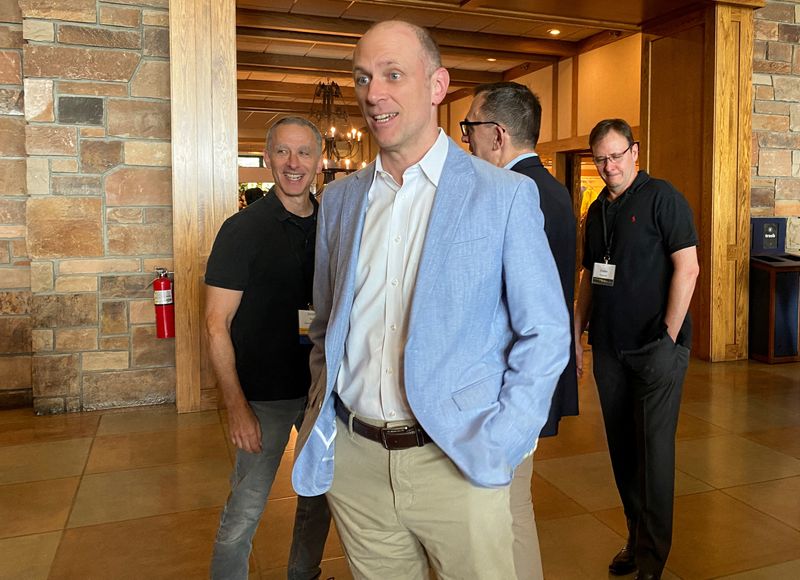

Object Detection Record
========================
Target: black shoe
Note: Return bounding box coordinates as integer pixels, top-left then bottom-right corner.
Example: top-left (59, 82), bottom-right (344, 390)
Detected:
top-left (609, 545), bottom-right (637, 575)
top-left (634, 573), bottom-right (660, 580)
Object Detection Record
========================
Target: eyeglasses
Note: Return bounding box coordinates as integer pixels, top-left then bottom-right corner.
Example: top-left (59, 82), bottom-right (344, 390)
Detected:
top-left (592, 142), bottom-right (637, 166)
top-left (459, 120), bottom-right (503, 137)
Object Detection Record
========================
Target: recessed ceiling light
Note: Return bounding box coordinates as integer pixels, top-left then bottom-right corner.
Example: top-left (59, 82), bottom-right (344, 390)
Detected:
top-left (487, 57), bottom-right (497, 62)
top-left (547, 28), bottom-right (561, 36)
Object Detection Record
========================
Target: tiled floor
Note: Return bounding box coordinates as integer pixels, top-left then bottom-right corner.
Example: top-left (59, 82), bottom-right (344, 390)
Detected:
top-left (2, 353), bottom-right (800, 579)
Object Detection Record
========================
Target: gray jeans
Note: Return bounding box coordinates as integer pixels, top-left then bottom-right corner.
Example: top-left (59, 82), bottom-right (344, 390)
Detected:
top-left (211, 398), bottom-right (331, 580)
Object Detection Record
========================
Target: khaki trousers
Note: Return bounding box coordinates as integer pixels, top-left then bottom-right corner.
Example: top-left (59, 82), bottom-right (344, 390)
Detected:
top-left (326, 415), bottom-right (516, 580)
top-left (509, 455), bottom-right (544, 580)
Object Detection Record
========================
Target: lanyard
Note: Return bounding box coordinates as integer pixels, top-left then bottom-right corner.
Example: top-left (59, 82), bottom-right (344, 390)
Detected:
top-left (601, 197), bottom-right (614, 264)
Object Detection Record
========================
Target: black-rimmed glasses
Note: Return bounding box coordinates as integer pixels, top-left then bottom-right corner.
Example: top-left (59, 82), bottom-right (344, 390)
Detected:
top-left (592, 142), bottom-right (637, 166)
top-left (459, 120), bottom-right (503, 136)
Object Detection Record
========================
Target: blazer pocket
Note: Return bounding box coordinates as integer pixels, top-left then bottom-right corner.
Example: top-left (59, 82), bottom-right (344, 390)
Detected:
top-left (446, 236), bottom-right (489, 260)
top-left (452, 371), bottom-right (503, 411)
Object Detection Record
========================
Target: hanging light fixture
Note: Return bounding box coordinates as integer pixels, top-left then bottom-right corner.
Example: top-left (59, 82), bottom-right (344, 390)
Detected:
top-left (309, 81), bottom-right (363, 183)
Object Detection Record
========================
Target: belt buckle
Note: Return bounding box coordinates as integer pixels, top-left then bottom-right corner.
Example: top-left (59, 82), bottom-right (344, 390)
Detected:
top-left (380, 425), bottom-right (411, 450)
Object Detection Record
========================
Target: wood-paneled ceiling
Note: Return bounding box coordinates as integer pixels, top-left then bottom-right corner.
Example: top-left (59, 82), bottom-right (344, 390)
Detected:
top-left (236, 0), bottom-right (712, 153)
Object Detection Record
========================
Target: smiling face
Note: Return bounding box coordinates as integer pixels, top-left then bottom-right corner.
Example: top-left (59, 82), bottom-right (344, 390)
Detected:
top-left (352, 21), bottom-right (448, 171)
top-left (264, 123), bottom-right (322, 202)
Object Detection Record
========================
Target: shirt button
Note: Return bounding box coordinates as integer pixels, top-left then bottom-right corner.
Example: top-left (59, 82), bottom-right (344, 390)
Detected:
top-left (390, 324), bottom-right (397, 331)
top-left (391, 278), bottom-right (399, 287)
top-left (388, 410), bottom-right (396, 417)
top-left (394, 236), bottom-right (401, 243)
top-left (385, 367), bottom-right (393, 375)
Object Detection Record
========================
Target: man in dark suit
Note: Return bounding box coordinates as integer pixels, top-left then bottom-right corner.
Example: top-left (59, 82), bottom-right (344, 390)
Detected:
top-left (462, 81), bottom-right (578, 580)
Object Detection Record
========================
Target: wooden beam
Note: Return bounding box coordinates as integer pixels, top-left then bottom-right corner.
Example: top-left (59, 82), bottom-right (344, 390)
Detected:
top-left (442, 87), bottom-right (474, 105)
top-left (576, 29), bottom-right (636, 54)
top-left (238, 79), bottom-right (357, 99)
top-left (238, 98), bottom-right (363, 117)
top-left (502, 60), bottom-right (553, 81)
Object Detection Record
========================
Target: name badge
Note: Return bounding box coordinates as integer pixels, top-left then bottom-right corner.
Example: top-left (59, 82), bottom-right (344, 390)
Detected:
top-left (298, 309), bottom-right (315, 344)
top-left (592, 262), bottom-right (616, 287)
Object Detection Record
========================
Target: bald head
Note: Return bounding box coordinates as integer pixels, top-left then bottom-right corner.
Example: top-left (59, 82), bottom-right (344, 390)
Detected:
top-left (358, 20), bottom-right (441, 75)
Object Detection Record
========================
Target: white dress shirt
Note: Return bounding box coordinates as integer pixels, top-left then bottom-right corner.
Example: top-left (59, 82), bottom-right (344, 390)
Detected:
top-left (336, 129), bottom-right (449, 421)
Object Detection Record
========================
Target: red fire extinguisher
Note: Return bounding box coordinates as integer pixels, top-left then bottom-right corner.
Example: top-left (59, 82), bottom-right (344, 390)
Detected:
top-left (152, 267), bottom-right (175, 339)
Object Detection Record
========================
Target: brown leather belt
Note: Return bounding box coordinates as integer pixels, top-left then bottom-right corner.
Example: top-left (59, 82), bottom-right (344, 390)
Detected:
top-left (334, 394), bottom-right (432, 450)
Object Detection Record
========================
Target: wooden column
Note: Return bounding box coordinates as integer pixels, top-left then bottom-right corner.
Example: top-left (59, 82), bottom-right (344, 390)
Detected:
top-left (170, 0), bottom-right (239, 411)
top-left (641, 1), bottom-right (762, 361)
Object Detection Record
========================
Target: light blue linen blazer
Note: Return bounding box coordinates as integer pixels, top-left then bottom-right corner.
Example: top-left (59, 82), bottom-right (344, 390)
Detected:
top-left (292, 138), bottom-right (570, 494)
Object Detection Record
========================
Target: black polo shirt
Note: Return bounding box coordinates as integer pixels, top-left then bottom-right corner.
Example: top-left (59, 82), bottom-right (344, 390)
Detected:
top-left (582, 171), bottom-right (698, 352)
top-left (205, 189), bottom-right (317, 401)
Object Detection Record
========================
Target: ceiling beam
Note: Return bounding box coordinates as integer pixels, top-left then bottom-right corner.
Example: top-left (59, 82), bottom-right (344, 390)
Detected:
top-left (238, 98), bottom-right (364, 118)
top-left (237, 9), bottom-right (579, 58)
top-left (238, 79), bottom-right (357, 100)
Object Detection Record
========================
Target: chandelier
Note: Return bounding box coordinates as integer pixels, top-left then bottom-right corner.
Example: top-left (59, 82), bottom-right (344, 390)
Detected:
top-left (309, 81), bottom-right (364, 182)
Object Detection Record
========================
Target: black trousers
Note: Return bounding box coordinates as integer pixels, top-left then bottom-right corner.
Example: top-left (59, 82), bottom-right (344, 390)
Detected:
top-left (592, 336), bottom-right (689, 575)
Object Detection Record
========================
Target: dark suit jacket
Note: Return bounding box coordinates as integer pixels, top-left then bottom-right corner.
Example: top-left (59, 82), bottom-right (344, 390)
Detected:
top-left (511, 155), bottom-right (579, 437)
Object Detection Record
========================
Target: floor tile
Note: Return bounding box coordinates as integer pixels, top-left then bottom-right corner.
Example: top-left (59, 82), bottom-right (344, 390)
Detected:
top-left (0, 438), bottom-right (91, 485)
top-left (676, 412), bottom-right (729, 440)
top-left (676, 434), bottom-right (800, 488)
top-left (268, 450), bottom-right (298, 500)
top-left (0, 413), bottom-right (99, 447)
top-left (723, 476), bottom-right (800, 531)
top-left (0, 478), bottom-right (79, 539)
top-left (715, 559), bottom-right (800, 579)
top-left (668, 491), bottom-right (800, 579)
top-left (0, 531), bottom-right (61, 580)
top-left (741, 425), bottom-right (800, 459)
top-left (530, 473), bottom-right (587, 521)
top-left (533, 410), bottom-right (609, 461)
top-left (533, 451), bottom-right (621, 512)
top-left (86, 423), bottom-right (229, 474)
top-left (681, 392), bottom-right (800, 433)
top-left (252, 496), bottom-right (344, 572)
top-left (96, 406), bottom-right (220, 436)
top-left (261, 556), bottom-right (353, 580)
top-left (49, 508), bottom-right (220, 580)
top-left (68, 458), bottom-right (231, 528)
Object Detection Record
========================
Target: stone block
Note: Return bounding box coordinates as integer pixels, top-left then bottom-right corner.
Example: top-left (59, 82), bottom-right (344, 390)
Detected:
top-left (124, 141), bottom-right (171, 166)
top-left (22, 19), bottom-right (53, 41)
top-left (58, 96), bottom-right (104, 125)
top-left (82, 351), bottom-right (128, 371)
top-left (755, 20), bottom-right (779, 41)
top-left (755, 101), bottom-right (790, 115)
top-left (142, 10), bottom-right (168, 27)
top-left (0, 117), bottom-right (24, 156)
top-left (752, 113), bottom-right (790, 132)
top-left (0, 317), bottom-right (31, 352)
top-left (768, 41), bottom-right (793, 62)
top-left (32, 353), bottom-right (79, 398)
top-left (100, 274), bottom-right (151, 299)
top-left (107, 208), bottom-right (144, 224)
top-left (132, 325), bottom-right (174, 367)
top-left (754, 40), bottom-right (767, 61)
top-left (31, 293), bottom-right (97, 327)
top-left (775, 178), bottom-right (800, 200)
top-left (753, 73), bottom-right (773, 86)
top-left (58, 25), bottom-right (141, 49)
top-left (23, 78), bottom-right (53, 122)
top-left (755, 85), bottom-right (775, 100)
top-left (99, 336), bottom-right (128, 350)
top-left (24, 45), bottom-right (140, 82)
top-left (0, 290), bottom-right (30, 314)
top-left (80, 127), bottom-right (105, 138)
top-left (0, 24), bottom-right (22, 48)
top-left (33, 397), bottom-right (65, 415)
top-left (142, 258), bottom-right (173, 274)
top-left (0, 88), bottom-right (23, 116)
top-left (143, 27), bottom-right (169, 57)
top-left (0, 50), bottom-right (21, 84)
top-left (792, 103), bottom-right (800, 131)
top-left (0, 159), bottom-right (26, 196)
top-left (758, 149), bottom-right (793, 176)
top-left (29, 261), bottom-right (52, 292)
top-left (100, 5), bottom-right (141, 28)
top-left (26, 126), bottom-right (77, 156)
top-left (131, 60), bottom-right (169, 99)
top-left (145, 207), bottom-right (172, 224)
top-left (11, 239), bottom-right (26, 259)
top-left (55, 328), bottom-right (98, 352)
top-left (65, 397), bottom-right (81, 412)
top-left (26, 157), bottom-right (49, 196)
top-left (0, 224), bottom-right (24, 237)
top-left (0, 242), bottom-right (8, 263)
top-left (101, 300), bottom-right (128, 334)
top-left (82, 367), bottom-right (175, 411)
top-left (81, 140), bottom-right (123, 174)
top-left (58, 81), bottom-right (127, 97)
top-left (55, 276), bottom-right (97, 293)
top-left (51, 175), bottom-right (103, 196)
top-left (26, 197), bottom-right (103, 258)
top-left (51, 158), bottom-right (79, 173)
top-left (19, 0), bottom-right (96, 23)
top-left (0, 267), bottom-right (29, 289)
top-left (107, 223), bottom-right (173, 255)
top-left (106, 167), bottom-right (171, 205)
top-left (59, 258), bottom-right (139, 274)
top-left (779, 23), bottom-right (800, 43)
top-left (757, 132), bottom-right (800, 149)
top-left (107, 99), bottom-right (170, 139)
top-left (0, 356), bottom-right (32, 389)
top-left (31, 329), bottom-right (53, 351)
top-left (773, 76), bottom-right (800, 101)
top-left (756, 2), bottom-right (796, 23)
top-left (129, 298), bottom-right (155, 324)
top-left (0, 198), bottom-right (24, 223)
top-left (0, 2), bottom-right (21, 23)
top-left (754, 59), bottom-right (792, 74)
top-left (775, 200), bottom-right (800, 216)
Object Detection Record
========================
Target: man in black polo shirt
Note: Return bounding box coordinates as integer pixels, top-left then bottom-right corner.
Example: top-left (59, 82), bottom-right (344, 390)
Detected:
top-left (206, 116), bottom-right (330, 580)
top-left (574, 119), bottom-right (699, 580)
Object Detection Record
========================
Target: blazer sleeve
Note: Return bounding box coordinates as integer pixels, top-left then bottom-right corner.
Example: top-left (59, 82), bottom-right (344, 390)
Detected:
top-left (308, 193), bottom-right (332, 389)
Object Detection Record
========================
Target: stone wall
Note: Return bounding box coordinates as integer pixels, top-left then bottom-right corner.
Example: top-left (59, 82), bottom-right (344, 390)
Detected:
top-left (752, 0), bottom-right (800, 216)
top-left (0, 0), bottom-right (174, 414)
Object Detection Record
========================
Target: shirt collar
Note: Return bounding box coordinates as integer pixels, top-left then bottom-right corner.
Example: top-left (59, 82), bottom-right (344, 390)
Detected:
top-left (503, 151), bottom-right (538, 170)
top-left (374, 128), bottom-right (449, 188)
top-left (265, 186), bottom-right (318, 222)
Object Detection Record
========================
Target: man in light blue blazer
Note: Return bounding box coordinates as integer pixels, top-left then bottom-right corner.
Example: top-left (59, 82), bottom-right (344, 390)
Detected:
top-left (292, 20), bottom-right (570, 580)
